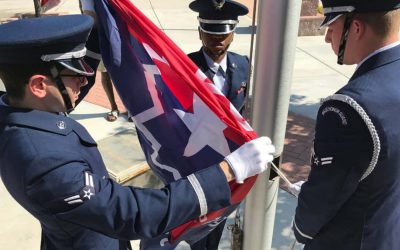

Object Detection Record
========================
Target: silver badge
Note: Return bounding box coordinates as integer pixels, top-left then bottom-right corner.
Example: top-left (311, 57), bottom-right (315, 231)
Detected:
top-left (312, 154), bottom-right (333, 167)
top-left (56, 121), bottom-right (66, 130)
top-left (212, 0), bottom-right (225, 10)
top-left (81, 186), bottom-right (95, 200)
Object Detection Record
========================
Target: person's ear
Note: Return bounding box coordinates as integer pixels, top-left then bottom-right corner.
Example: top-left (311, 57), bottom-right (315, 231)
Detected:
top-left (352, 19), bottom-right (366, 41)
top-left (28, 75), bottom-right (48, 99)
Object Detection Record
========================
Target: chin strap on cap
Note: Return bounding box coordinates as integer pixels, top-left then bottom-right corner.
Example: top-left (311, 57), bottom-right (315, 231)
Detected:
top-left (337, 13), bottom-right (354, 65)
top-left (50, 65), bottom-right (74, 113)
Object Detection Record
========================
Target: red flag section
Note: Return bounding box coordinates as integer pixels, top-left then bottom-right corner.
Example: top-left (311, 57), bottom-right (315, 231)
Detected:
top-left (40, 0), bottom-right (49, 6)
top-left (106, 0), bottom-right (259, 243)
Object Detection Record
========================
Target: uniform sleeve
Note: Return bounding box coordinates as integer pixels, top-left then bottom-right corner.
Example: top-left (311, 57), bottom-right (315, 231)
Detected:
top-left (293, 99), bottom-right (374, 243)
top-left (26, 161), bottom-right (231, 240)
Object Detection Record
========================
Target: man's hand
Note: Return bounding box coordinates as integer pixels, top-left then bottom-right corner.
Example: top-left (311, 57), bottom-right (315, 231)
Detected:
top-left (288, 180), bottom-right (305, 197)
top-left (224, 137), bottom-right (275, 183)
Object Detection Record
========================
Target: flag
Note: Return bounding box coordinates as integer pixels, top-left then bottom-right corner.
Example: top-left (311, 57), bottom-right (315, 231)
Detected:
top-left (95, 0), bottom-right (258, 243)
top-left (40, 0), bottom-right (64, 13)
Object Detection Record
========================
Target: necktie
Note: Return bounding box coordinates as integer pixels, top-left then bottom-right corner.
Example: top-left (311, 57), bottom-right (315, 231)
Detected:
top-left (213, 66), bottom-right (228, 95)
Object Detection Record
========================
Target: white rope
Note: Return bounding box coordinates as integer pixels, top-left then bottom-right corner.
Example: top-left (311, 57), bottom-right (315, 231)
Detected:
top-left (270, 161), bottom-right (293, 187)
top-left (322, 94), bottom-right (381, 181)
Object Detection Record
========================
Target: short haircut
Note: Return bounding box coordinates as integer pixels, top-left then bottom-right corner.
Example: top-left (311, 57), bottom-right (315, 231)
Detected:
top-left (355, 9), bottom-right (400, 37)
top-left (0, 63), bottom-right (52, 100)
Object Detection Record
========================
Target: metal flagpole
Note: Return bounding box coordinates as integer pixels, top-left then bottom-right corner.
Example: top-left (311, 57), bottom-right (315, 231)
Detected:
top-left (242, 0), bottom-right (302, 249)
top-left (33, 0), bottom-right (41, 17)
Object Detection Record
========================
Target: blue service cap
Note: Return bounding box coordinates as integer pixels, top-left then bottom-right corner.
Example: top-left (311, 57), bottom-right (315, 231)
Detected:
top-left (0, 15), bottom-right (94, 76)
top-left (321, 0), bottom-right (400, 27)
top-left (189, 0), bottom-right (249, 35)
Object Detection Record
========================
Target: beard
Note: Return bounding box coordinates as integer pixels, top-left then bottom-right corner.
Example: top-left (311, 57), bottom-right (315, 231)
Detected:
top-left (203, 44), bottom-right (231, 60)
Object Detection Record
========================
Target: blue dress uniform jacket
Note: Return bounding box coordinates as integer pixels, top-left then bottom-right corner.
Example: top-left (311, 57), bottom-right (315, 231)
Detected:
top-left (294, 44), bottom-right (400, 250)
top-left (0, 103), bottom-right (232, 250)
top-left (188, 50), bottom-right (249, 113)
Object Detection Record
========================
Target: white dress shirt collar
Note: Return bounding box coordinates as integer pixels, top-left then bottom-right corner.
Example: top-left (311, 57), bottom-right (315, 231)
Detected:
top-left (202, 49), bottom-right (228, 74)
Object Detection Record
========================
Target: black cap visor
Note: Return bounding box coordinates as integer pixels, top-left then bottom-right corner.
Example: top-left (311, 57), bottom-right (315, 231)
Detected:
top-left (199, 23), bottom-right (236, 35)
top-left (58, 58), bottom-right (94, 76)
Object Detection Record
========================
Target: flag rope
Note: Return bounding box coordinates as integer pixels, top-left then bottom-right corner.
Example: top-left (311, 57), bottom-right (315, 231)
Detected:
top-left (270, 161), bottom-right (293, 187)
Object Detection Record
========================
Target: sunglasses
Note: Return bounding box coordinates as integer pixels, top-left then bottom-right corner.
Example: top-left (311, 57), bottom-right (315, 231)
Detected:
top-left (59, 74), bottom-right (87, 84)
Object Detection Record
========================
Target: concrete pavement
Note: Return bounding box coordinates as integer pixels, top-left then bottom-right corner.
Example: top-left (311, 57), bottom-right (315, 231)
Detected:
top-left (0, 0), bottom-right (356, 249)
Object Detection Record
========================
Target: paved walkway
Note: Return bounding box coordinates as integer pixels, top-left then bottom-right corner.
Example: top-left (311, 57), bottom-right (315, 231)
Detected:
top-left (0, 0), bottom-right (356, 249)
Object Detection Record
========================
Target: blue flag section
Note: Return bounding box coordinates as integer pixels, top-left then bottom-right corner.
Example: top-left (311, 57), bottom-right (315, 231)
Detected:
top-left (94, 0), bottom-right (258, 244)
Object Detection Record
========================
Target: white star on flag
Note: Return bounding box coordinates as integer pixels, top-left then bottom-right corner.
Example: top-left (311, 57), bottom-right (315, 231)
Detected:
top-left (174, 94), bottom-right (231, 157)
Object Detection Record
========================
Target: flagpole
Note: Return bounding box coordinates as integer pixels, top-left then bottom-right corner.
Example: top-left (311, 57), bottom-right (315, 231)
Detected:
top-left (33, 0), bottom-right (41, 17)
top-left (243, 0), bottom-right (301, 249)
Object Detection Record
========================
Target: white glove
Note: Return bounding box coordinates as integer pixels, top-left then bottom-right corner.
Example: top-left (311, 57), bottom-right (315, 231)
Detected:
top-left (225, 136), bottom-right (275, 184)
top-left (80, 0), bottom-right (95, 12)
top-left (288, 180), bottom-right (305, 197)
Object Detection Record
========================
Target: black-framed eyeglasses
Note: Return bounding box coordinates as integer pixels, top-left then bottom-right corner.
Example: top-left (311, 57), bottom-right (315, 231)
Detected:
top-left (59, 74), bottom-right (87, 84)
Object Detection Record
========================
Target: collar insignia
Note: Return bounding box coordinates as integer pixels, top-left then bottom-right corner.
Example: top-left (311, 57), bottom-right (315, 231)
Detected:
top-left (56, 121), bottom-right (66, 130)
